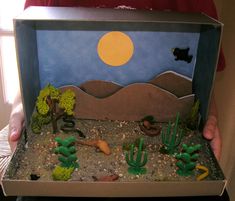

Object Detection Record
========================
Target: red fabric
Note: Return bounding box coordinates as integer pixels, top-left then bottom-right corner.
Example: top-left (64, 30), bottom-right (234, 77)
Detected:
top-left (24, 0), bottom-right (225, 71)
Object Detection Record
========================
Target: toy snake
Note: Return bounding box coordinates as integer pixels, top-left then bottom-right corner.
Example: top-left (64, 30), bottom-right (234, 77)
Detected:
top-left (61, 116), bottom-right (86, 138)
top-left (196, 165), bottom-right (209, 181)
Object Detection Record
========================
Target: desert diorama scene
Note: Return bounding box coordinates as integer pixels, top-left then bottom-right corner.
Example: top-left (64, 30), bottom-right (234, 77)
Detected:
top-left (1, 25), bottom-right (225, 197)
top-left (4, 71), bottom-right (224, 184)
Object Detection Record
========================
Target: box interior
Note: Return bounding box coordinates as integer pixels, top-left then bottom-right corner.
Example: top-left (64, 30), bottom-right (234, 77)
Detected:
top-left (2, 7), bottom-right (225, 197)
top-left (14, 7), bottom-right (222, 126)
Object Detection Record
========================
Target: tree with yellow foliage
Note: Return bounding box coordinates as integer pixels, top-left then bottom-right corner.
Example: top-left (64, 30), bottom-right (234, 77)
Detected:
top-left (35, 84), bottom-right (75, 133)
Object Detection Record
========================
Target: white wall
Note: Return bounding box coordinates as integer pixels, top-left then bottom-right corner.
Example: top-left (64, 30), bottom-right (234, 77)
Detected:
top-left (0, 80), bottom-right (11, 130)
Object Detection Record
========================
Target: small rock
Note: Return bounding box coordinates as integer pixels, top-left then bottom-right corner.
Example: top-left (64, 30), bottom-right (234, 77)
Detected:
top-left (30, 174), bottom-right (40, 180)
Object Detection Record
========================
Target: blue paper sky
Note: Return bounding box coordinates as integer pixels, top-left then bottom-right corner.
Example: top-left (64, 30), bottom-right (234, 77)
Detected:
top-left (36, 30), bottom-right (199, 88)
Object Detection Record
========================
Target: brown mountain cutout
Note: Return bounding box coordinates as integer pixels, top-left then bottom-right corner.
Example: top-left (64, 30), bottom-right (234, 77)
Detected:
top-left (80, 80), bottom-right (122, 98)
top-left (149, 71), bottom-right (192, 97)
top-left (79, 71), bottom-right (192, 98)
top-left (60, 83), bottom-right (194, 122)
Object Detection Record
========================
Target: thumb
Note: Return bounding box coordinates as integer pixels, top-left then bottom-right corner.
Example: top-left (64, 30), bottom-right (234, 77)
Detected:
top-left (8, 127), bottom-right (22, 152)
top-left (8, 117), bottom-right (24, 152)
top-left (9, 128), bottom-right (21, 142)
top-left (8, 105), bottom-right (24, 142)
top-left (203, 115), bottom-right (217, 140)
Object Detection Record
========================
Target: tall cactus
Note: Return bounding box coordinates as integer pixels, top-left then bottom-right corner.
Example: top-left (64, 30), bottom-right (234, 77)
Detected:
top-left (125, 138), bottom-right (148, 175)
top-left (161, 113), bottom-right (183, 154)
top-left (176, 144), bottom-right (201, 176)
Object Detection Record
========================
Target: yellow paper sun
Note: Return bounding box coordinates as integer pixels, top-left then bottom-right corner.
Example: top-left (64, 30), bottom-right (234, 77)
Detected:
top-left (97, 31), bottom-right (134, 67)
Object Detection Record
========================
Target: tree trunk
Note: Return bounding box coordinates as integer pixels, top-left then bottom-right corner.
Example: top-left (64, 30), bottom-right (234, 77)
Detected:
top-left (50, 99), bottom-right (58, 134)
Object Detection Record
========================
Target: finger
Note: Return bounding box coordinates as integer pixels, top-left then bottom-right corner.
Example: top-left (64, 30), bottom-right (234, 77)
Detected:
top-left (210, 128), bottom-right (222, 161)
top-left (9, 119), bottom-right (23, 142)
top-left (8, 112), bottom-right (24, 142)
top-left (8, 118), bottom-right (24, 152)
top-left (203, 117), bottom-right (217, 140)
top-left (9, 141), bottom-right (18, 153)
top-left (9, 129), bottom-right (21, 141)
top-left (8, 126), bottom-right (22, 152)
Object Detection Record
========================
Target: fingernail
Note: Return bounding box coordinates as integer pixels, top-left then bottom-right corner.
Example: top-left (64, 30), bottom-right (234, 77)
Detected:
top-left (10, 130), bottom-right (19, 141)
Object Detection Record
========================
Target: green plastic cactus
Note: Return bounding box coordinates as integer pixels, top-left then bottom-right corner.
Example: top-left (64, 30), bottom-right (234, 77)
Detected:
top-left (122, 138), bottom-right (146, 151)
top-left (125, 138), bottom-right (148, 175)
top-left (33, 84), bottom-right (75, 134)
top-left (176, 143), bottom-right (202, 176)
top-left (161, 113), bottom-right (183, 154)
top-left (54, 136), bottom-right (79, 169)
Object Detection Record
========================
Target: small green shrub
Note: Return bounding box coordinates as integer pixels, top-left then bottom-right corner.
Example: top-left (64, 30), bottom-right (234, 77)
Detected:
top-left (52, 166), bottom-right (74, 181)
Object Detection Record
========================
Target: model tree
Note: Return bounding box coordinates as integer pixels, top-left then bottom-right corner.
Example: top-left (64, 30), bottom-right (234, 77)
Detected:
top-left (35, 84), bottom-right (75, 133)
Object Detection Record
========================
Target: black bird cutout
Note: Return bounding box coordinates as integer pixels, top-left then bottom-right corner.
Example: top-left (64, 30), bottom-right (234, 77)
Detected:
top-left (172, 47), bottom-right (193, 63)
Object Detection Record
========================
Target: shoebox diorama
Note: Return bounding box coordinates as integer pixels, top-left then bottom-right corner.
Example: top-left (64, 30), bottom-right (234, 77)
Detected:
top-left (2, 6), bottom-right (226, 197)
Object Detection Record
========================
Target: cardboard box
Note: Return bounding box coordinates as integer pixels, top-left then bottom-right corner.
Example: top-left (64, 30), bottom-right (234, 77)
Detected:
top-left (2, 6), bottom-right (226, 197)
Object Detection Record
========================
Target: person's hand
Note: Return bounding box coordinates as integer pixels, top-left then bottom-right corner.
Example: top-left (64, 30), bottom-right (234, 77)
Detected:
top-left (203, 102), bottom-right (221, 161)
top-left (8, 102), bottom-right (24, 152)
top-left (203, 115), bottom-right (221, 160)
